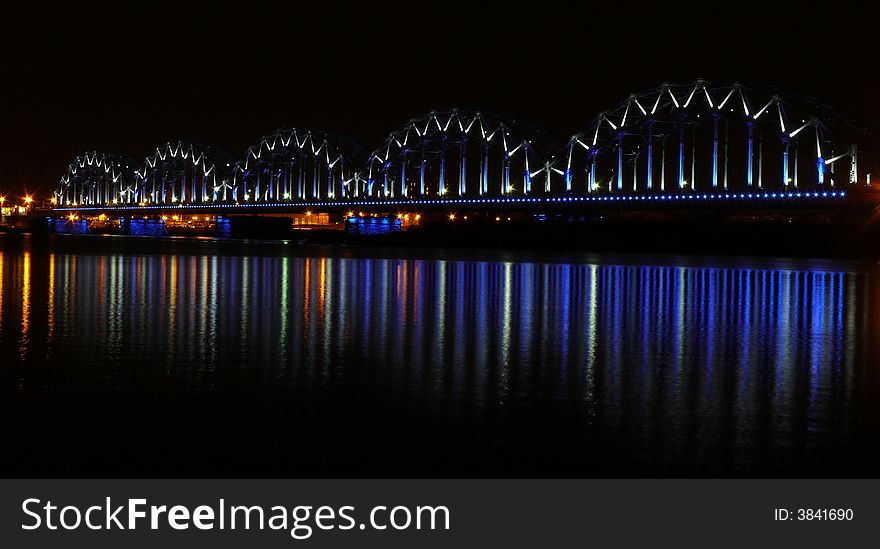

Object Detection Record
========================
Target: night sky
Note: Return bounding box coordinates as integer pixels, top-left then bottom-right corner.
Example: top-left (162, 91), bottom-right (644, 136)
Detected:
top-left (2, 4), bottom-right (877, 199)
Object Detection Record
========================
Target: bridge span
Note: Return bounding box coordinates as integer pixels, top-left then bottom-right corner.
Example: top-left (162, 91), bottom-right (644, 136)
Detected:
top-left (45, 80), bottom-right (874, 239)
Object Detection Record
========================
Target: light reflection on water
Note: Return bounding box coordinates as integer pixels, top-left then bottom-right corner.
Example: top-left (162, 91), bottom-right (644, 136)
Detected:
top-left (0, 235), bottom-right (878, 475)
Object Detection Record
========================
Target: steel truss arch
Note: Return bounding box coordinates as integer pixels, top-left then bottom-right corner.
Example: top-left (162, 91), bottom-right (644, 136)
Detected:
top-left (56, 152), bottom-right (136, 207)
top-left (232, 129), bottom-right (367, 203)
top-left (134, 142), bottom-right (235, 205)
top-left (364, 109), bottom-right (559, 199)
top-left (559, 80), bottom-right (867, 195)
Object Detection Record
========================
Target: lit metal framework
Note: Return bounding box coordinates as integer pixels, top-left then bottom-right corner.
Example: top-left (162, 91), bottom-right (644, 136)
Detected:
top-left (365, 109), bottom-right (558, 198)
top-left (133, 142), bottom-right (235, 205)
top-left (560, 80), bottom-right (866, 194)
top-left (56, 152), bottom-right (136, 206)
top-left (232, 129), bottom-right (366, 202)
top-left (55, 82), bottom-right (870, 209)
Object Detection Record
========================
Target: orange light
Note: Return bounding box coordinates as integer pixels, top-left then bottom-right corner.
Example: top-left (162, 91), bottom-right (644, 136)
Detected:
top-left (397, 213), bottom-right (403, 219)
top-left (161, 216), bottom-right (169, 221)
top-left (171, 215), bottom-right (180, 221)
top-left (306, 211), bottom-right (312, 217)
top-left (347, 211), bottom-right (355, 218)
top-left (24, 195), bottom-right (33, 204)
top-left (98, 214), bottom-right (107, 221)
top-left (448, 213), bottom-right (455, 221)
top-left (403, 214), bottom-right (410, 221)
top-left (192, 216), bottom-right (199, 221)
top-left (50, 197), bottom-right (58, 205)
top-left (495, 216), bottom-right (501, 221)
top-left (415, 214), bottom-right (421, 221)
top-left (0, 196), bottom-right (5, 204)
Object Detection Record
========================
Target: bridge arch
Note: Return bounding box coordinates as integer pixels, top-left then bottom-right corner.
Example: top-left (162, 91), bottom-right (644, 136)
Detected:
top-left (232, 129), bottom-right (367, 203)
top-left (56, 152), bottom-right (136, 207)
top-left (134, 142), bottom-right (235, 205)
top-left (364, 109), bottom-right (558, 199)
top-left (559, 80), bottom-right (867, 195)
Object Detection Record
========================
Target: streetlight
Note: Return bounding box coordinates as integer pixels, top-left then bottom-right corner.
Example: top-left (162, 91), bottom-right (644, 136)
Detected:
top-left (24, 195), bottom-right (33, 205)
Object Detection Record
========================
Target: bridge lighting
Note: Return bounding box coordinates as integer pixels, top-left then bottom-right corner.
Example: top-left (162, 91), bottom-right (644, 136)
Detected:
top-left (50, 197), bottom-right (58, 205)
top-left (98, 214), bottom-right (107, 221)
top-left (283, 192), bottom-right (291, 199)
top-left (24, 195), bottom-right (33, 204)
top-left (161, 216), bottom-right (168, 221)
top-left (192, 216), bottom-right (199, 221)
top-left (495, 216), bottom-right (501, 221)
top-left (306, 211), bottom-right (312, 217)
top-left (0, 196), bottom-right (5, 205)
top-left (172, 215), bottom-right (180, 221)
top-left (449, 213), bottom-right (455, 221)
top-left (415, 214), bottom-right (421, 221)
top-left (347, 211), bottom-right (355, 218)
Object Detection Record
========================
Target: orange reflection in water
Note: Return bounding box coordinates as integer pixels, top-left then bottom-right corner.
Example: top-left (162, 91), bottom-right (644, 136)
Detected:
top-left (20, 252), bottom-right (30, 356)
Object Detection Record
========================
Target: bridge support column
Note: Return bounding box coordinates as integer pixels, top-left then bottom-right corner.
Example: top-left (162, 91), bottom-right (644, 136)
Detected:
top-left (480, 142), bottom-right (489, 195)
top-left (298, 157), bottom-right (305, 199)
top-left (503, 153), bottom-right (511, 194)
top-left (747, 123), bottom-right (754, 187)
top-left (438, 140), bottom-right (447, 195)
top-left (793, 146), bottom-right (799, 188)
top-left (646, 121), bottom-right (653, 190)
top-left (420, 141), bottom-right (427, 196)
top-left (724, 120), bottom-right (729, 190)
top-left (459, 139), bottom-right (467, 196)
top-left (660, 141), bottom-right (666, 192)
top-left (545, 161), bottom-right (552, 193)
top-left (401, 156), bottom-right (407, 198)
top-left (850, 144), bottom-right (859, 184)
top-left (589, 155), bottom-right (596, 193)
top-left (758, 136), bottom-right (763, 189)
top-left (616, 133), bottom-right (623, 192)
top-left (691, 125), bottom-right (696, 191)
top-left (313, 156), bottom-right (320, 199)
top-left (678, 125), bottom-right (685, 189)
top-left (782, 139), bottom-right (790, 187)
top-left (712, 115), bottom-right (719, 188)
top-left (632, 153), bottom-right (638, 192)
top-left (830, 152), bottom-right (835, 186)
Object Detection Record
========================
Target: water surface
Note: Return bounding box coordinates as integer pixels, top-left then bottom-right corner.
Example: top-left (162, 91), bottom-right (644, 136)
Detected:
top-left (1, 234), bottom-right (879, 476)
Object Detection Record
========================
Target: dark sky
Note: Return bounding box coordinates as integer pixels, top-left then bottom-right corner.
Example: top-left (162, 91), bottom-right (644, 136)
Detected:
top-left (2, 3), bottom-right (878, 198)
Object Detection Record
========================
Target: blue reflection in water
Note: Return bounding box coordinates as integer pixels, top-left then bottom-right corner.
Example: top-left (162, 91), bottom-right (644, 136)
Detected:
top-left (0, 238), bottom-right (875, 475)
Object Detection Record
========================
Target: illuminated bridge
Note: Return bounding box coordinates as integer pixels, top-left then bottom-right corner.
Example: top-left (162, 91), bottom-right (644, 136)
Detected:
top-left (49, 80), bottom-right (872, 236)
